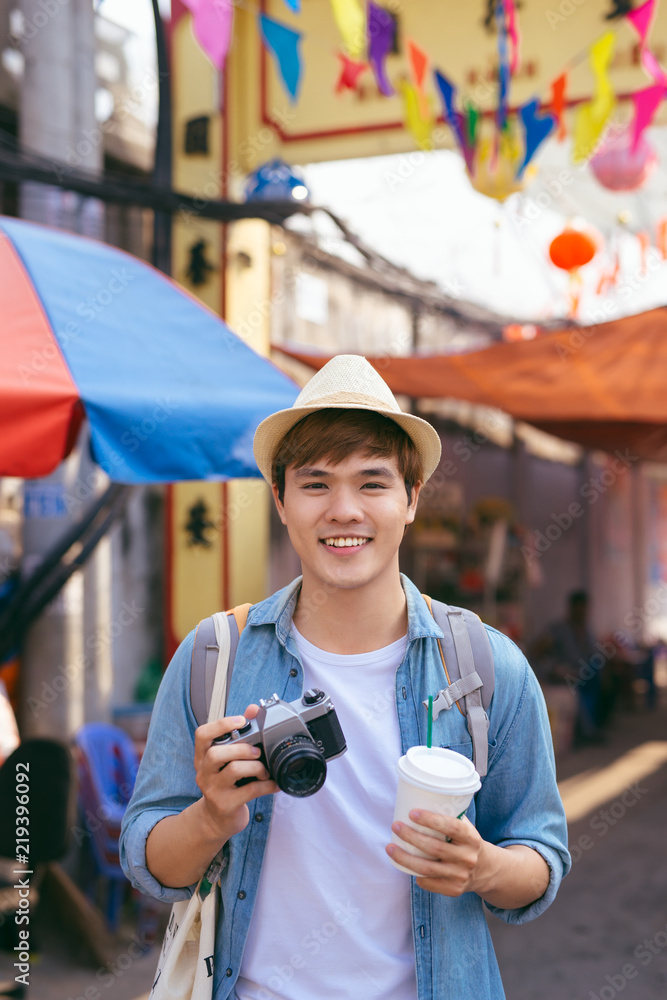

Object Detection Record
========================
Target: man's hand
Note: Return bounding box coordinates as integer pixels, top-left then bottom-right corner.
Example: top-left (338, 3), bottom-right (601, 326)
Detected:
top-left (385, 810), bottom-right (550, 908)
top-left (386, 811), bottom-right (483, 896)
top-left (146, 704), bottom-right (278, 889)
top-left (195, 703), bottom-right (279, 842)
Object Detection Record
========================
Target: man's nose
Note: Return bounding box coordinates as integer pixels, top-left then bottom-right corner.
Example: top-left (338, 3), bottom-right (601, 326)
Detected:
top-left (325, 486), bottom-right (363, 521)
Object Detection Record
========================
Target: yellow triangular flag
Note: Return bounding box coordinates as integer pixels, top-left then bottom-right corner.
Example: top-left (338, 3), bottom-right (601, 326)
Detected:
top-left (399, 80), bottom-right (434, 151)
top-left (330, 0), bottom-right (366, 60)
top-left (572, 31), bottom-right (616, 163)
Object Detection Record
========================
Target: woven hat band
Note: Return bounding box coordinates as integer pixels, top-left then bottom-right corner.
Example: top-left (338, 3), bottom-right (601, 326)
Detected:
top-left (306, 390), bottom-right (401, 412)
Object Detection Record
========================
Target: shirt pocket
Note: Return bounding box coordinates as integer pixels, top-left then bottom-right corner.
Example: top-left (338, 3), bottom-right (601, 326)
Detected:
top-left (440, 740), bottom-right (474, 759)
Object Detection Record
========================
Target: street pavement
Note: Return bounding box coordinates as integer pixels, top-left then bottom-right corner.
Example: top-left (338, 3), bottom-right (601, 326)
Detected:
top-left (490, 694), bottom-right (667, 1000)
top-left (3, 692), bottom-right (666, 1000)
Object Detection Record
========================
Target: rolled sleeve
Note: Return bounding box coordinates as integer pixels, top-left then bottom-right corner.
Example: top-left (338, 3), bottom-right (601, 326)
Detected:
top-left (119, 629), bottom-right (200, 903)
top-left (476, 630), bottom-right (571, 925)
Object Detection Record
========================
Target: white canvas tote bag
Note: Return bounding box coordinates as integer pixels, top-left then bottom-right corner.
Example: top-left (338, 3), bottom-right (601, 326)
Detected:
top-left (150, 611), bottom-right (232, 1000)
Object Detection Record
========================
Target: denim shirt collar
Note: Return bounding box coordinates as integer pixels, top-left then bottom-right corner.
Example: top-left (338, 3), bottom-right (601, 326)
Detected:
top-left (248, 573), bottom-right (444, 647)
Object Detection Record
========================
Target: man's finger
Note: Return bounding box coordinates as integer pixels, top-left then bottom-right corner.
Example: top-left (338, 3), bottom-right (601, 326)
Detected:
top-left (391, 821), bottom-right (457, 860)
top-left (408, 810), bottom-right (473, 842)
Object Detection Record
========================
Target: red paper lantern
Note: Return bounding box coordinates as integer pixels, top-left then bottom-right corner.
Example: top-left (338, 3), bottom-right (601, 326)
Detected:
top-left (549, 228), bottom-right (597, 272)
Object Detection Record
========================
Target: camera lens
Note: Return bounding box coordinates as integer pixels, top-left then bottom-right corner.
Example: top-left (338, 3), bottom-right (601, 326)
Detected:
top-left (269, 736), bottom-right (327, 797)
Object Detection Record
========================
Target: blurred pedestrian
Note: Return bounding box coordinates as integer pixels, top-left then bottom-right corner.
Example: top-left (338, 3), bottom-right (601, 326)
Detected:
top-left (531, 590), bottom-right (606, 746)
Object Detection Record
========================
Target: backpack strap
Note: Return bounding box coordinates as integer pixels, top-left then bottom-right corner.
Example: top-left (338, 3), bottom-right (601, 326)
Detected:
top-left (422, 595), bottom-right (495, 778)
top-left (190, 604), bottom-right (252, 727)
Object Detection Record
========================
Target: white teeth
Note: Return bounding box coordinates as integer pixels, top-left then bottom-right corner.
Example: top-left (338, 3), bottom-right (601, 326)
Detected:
top-left (323, 537), bottom-right (369, 547)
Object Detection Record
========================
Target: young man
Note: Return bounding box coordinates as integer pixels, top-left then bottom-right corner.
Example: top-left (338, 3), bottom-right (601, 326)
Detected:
top-left (121, 355), bottom-right (570, 1000)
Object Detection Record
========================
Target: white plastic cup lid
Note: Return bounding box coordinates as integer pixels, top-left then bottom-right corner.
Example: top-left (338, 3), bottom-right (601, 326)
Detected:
top-left (397, 746), bottom-right (481, 795)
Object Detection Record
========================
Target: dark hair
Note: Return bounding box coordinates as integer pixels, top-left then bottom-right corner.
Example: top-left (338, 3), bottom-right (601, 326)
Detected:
top-left (272, 408), bottom-right (423, 504)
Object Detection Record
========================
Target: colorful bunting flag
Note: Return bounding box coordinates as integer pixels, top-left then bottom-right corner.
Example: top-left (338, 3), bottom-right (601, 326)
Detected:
top-left (434, 70), bottom-right (473, 171)
top-left (367, 1), bottom-right (395, 97)
top-left (572, 32), bottom-right (616, 163)
top-left (550, 74), bottom-right (568, 141)
top-left (335, 52), bottom-right (369, 92)
top-left (259, 14), bottom-right (304, 103)
top-left (399, 80), bottom-right (434, 151)
top-left (641, 48), bottom-right (667, 86)
top-left (282, 0), bottom-right (301, 10)
top-left (407, 39), bottom-right (428, 91)
top-left (463, 101), bottom-right (479, 150)
top-left (631, 84), bottom-right (665, 151)
top-left (504, 0), bottom-right (521, 74)
top-left (182, 0), bottom-right (233, 70)
top-left (407, 40), bottom-right (429, 119)
top-left (625, 0), bottom-right (656, 45)
top-left (495, 0), bottom-right (511, 131)
top-left (330, 0), bottom-right (366, 60)
top-left (625, 0), bottom-right (667, 86)
top-left (516, 98), bottom-right (556, 177)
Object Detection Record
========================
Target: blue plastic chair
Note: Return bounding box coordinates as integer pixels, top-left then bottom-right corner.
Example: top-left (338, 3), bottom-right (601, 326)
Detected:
top-left (74, 722), bottom-right (139, 930)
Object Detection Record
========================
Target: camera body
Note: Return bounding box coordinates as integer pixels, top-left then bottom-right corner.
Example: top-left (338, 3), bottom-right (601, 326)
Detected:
top-left (213, 689), bottom-right (347, 797)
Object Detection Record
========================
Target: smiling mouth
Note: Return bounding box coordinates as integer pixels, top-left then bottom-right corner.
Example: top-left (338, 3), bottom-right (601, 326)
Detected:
top-left (320, 537), bottom-right (372, 549)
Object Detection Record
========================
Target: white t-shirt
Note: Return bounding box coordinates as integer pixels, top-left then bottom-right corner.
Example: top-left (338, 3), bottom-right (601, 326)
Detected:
top-left (235, 627), bottom-right (417, 1000)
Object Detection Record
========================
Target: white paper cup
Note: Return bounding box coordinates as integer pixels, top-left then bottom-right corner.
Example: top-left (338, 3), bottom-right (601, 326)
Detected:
top-left (389, 746), bottom-right (481, 874)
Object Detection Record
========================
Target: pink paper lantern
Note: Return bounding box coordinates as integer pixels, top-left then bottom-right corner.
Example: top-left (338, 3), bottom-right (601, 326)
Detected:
top-left (589, 127), bottom-right (657, 192)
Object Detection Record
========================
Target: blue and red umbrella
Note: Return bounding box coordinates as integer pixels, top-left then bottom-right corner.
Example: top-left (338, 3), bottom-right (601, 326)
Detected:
top-left (0, 216), bottom-right (298, 482)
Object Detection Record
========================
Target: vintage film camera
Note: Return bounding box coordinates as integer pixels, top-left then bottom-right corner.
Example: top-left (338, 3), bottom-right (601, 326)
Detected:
top-left (213, 689), bottom-right (347, 797)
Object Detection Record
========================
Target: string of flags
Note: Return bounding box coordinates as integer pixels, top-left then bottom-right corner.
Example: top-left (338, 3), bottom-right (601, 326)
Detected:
top-left (180, 0), bottom-right (666, 201)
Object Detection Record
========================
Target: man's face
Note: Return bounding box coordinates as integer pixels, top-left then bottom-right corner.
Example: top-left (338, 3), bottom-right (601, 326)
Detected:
top-left (272, 450), bottom-right (421, 593)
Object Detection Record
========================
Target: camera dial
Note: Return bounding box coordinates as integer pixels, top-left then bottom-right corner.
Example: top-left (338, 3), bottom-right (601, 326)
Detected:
top-left (303, 688), bottom-right (325, 705)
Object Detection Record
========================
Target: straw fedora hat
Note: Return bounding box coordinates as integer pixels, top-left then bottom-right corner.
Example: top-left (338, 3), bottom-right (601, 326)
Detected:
top-left (253, 354), bottom-right (442, 484)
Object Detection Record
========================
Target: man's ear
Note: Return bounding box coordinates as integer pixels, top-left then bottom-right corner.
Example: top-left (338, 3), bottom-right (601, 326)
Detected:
top-left (405, 481), bottom-right (422, 525)
top-left (271, 482), bottom-right (288, 526)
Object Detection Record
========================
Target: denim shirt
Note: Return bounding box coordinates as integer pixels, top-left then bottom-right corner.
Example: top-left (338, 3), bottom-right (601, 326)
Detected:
top-left (121, 575), bottom-right (570, 1000)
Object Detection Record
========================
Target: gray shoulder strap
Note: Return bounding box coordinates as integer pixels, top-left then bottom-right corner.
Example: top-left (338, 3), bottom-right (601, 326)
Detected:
top-left (427, 601), bottom-right (495, 778)
top-left (190, 613), bottom-right (241, 728)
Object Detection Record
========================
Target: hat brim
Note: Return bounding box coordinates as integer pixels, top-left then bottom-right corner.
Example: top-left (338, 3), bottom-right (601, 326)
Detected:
top-left (253, 401), bottom-right (442, 485)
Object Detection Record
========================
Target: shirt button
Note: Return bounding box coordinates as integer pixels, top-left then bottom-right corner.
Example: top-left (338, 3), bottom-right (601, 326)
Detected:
top-left (255, 812), bottom-right (264, 822)
top-left (237, 890), bottom-right (246, 899)
top-left (225, 968), bottom-right (233, 977)
top-left (289, 668), bottom-right (298, 677)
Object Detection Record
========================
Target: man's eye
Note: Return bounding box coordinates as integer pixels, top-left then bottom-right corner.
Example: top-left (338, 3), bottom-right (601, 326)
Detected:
top-left (362, 483), bottom-right (387, 489)
top-left (303, 483), bottom-right (327, 489)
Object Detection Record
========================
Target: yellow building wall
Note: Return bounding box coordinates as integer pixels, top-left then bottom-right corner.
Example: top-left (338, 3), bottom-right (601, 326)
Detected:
top-left (225, 219), bottom-right (275, 608)
top-left (168, 16), bottom-right (273, 646)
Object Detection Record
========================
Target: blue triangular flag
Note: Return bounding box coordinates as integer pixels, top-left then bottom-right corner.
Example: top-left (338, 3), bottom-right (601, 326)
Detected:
top-left (282, 0), bottom-right (301, 10)
top-left (517, 98), bottom-right (556, 178)
top-left (259, 14), bottom-right (303, 103)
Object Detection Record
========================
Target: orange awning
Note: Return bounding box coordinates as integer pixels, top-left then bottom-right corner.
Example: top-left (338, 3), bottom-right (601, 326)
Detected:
top-left (276, 307), bottom-right (667, 461)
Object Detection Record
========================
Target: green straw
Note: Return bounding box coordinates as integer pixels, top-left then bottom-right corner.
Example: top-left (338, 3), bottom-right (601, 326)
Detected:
top-left (427, 695), bottom-right (433, 749)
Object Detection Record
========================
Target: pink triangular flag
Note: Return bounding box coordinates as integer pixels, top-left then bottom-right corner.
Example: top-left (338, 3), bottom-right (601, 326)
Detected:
top-left (642, 47), bottom-right (667, 86)
top-left (626, 0), bottom-right (657, 45)
top-left (631, 83), bottom-right (664, 151)
top-left (183, 0), bottom-right (234, 70)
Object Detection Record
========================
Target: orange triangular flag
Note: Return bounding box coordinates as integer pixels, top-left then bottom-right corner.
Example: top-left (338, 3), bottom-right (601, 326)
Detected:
top-left (407, 39), bottom-right (428, 91)
top-left (550, 73), bottom-right (568, 141)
